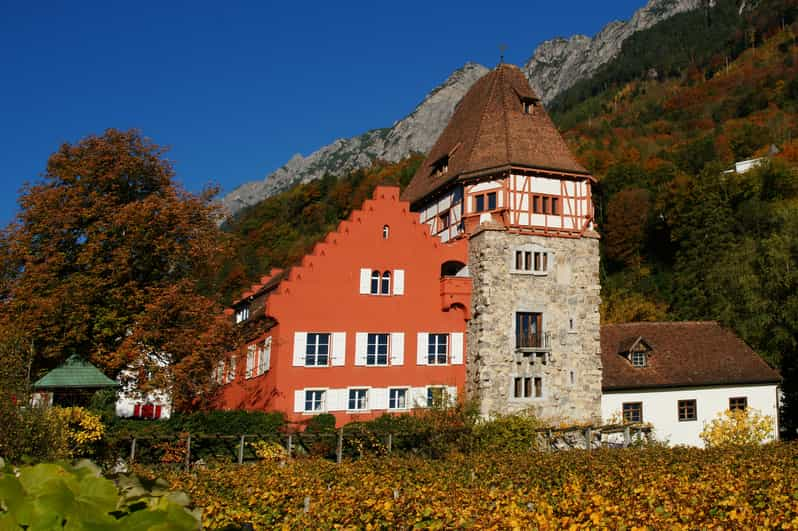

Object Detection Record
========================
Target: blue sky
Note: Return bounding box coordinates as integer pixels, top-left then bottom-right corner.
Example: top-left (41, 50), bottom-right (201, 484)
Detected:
top-left (0, 0), bottom-right (643, 222)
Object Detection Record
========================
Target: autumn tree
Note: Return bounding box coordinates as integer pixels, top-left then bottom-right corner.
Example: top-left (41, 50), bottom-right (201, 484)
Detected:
top-left (604, 188), bottom-right (652, 270)
top-left (0, 129), bottom-right (235, 410)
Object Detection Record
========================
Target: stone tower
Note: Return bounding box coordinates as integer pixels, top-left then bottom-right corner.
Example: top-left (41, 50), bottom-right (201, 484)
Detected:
top-left (401, 64), bottom-right (602, 423)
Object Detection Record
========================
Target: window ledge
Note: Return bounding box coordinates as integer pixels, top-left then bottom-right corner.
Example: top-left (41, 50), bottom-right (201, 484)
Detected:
top-left (515, 347), bottom-right (552, 353)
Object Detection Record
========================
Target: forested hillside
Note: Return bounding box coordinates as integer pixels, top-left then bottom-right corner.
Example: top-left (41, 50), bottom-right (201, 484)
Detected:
top-left (220, 0), bottom-right (798, 433)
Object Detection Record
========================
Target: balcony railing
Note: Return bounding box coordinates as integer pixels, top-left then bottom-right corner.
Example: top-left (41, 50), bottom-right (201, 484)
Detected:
top-left (516, 331), bottom-right (552, 351)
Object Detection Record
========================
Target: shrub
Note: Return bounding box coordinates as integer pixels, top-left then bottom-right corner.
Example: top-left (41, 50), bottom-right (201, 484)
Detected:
top-left (474, 412), bottom-right (545, 452)
top-left (48, 406), bottom-right (105, 457)
top-left (167, 410), bottom-right (285, 437)
top-left (0, 458), bottom-right (200, 529)
top-left (250, 440), bottom-right (287, 461)
top-left (103, 410), bottom-right (287, 464)
top-left (300, 414), bottom-right (338, 457)
top-left (0, 404), bottom-right (69, 464)
top-left (700, 408), bottom-right (775, 447)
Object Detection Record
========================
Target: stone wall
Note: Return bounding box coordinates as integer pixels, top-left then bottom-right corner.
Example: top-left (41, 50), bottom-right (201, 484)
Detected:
top-left (466, 227), bottom-right (602, 423)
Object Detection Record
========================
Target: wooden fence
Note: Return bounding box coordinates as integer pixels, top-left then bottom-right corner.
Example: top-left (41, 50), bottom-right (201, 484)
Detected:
top-left (123, 423), bottom-right (651, 470)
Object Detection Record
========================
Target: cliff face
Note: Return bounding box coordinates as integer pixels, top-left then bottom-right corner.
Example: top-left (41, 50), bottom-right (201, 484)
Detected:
top-left (222, 0), bottom-right (706, 218)
top-left (523, 0), bottom-right (705, 103)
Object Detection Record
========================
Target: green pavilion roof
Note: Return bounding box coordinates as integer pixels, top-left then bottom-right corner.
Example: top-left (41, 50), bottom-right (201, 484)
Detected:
top-left (33, 355), bottom-right (119, 389)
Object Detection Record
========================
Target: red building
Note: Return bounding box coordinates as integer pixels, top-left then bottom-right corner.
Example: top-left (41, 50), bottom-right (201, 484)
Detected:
top-left (217, 186), bottom-right (471, 424)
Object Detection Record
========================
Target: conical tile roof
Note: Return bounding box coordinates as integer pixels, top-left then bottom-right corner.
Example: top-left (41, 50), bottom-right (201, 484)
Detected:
top-left (402, 63), bottom-right (589, 205)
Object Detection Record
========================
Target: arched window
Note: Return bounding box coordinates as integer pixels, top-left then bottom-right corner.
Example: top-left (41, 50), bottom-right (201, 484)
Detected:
top-left (381, 271), bottom-right (391, 295)
top-left (441, 260), bottom-right (466, 277)
top-left (382, 225), bottom-right (390, 239)
top-left (370, 271), bottom-right (380, 294)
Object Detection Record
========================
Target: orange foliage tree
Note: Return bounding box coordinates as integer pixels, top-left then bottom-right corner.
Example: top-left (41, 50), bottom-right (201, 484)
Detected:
top-left (604, 188), bottom-right (652, 269)
top-left (0, 129), bottom-right (235, 410)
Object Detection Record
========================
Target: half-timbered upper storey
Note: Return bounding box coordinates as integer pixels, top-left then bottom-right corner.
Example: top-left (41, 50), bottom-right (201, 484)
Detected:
top-left (402, 63), bottom-right (596, 240)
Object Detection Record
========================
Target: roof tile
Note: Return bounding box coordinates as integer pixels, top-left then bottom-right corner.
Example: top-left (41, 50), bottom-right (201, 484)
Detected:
top-left (601, 322), bottom-right (780, 391)
top-left (401, 64), bottom-right (589, 205)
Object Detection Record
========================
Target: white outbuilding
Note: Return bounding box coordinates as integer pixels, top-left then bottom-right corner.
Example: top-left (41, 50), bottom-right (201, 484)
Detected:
top-left (601, 321), bottom-right (781, 447)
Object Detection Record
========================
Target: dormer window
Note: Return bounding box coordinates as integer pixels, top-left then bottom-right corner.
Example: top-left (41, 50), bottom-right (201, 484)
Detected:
top-left (619, 336), bottom-right (652, 368)
top-left (235, 305), bottom-right (250, 324)
top-left (521, 96), bottom-right (539, 114)
top-left (431, 156), bottom-right (449, 178)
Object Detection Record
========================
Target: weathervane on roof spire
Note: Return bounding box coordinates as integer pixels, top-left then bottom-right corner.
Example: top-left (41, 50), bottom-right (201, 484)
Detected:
top-left (499, 44), bottom-right (507, 64)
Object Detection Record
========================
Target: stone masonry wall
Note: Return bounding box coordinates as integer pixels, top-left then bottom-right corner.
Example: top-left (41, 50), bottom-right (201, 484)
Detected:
top-left (466, 228), bottom-right (602, 423)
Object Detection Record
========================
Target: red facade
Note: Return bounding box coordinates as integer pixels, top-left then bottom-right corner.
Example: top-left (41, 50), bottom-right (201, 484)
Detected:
top-left (217, 186), bottom-right (471, 425)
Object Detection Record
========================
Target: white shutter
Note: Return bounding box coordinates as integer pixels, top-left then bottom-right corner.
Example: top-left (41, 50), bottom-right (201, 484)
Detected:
top-left (293, 332), bottom-right (307, 366)
top-left (294, 390), bottom-right (305, 413)
top-left (370, 388), bottom-right (388, 410)
top-left (331, 332), bottom-right (346, 366)
top-left (327, 389), bottom-right (347, 411)
top-left (390, 332), bottom-right (404, 366)
top-left (260, 337), bottom-right (272, 373)
top-left (416, 332), bottom-right (428, 365)
top-left (447, 386), bottom-right (458, 404)
top-left (393, 269), bottom-right (405, 295)
top-left (359, 268), bottom-right (371, 294)
top-left (246, 346), bottom-right (255, 378)
top-left (450, 332), bottom-right (464, 365)
top-left (355, 333), bottom-right (368, 366)
top-left (411, 387), bottom-right (428, 408)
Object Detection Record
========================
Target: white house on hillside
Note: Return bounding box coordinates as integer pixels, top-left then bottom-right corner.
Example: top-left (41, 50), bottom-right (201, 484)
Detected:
top-left (601, 321), bottom-right (781, 447)
top-left (115, 364), bottom-right (172, 420)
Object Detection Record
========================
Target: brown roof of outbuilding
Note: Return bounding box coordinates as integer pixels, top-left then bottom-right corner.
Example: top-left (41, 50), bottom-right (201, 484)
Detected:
top-left (401, 63), bottom-right (590, 205)
top-left (601, 322), bottom-right (781, 391)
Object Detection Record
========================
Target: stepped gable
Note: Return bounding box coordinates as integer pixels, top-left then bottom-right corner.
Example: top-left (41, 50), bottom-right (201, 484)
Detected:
top-left (601, 322), bottom-right (781, 391)
top-left (250, 185), bottom-right (466, 302)
top-left (402, 63), bottom-right (590, 206)
top-left (232, 268), bottom-right (287, 307)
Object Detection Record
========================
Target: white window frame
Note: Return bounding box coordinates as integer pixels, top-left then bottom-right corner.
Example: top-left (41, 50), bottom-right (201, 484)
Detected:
top-left (380, 271), bottom-right (391, 295)
top-left (388, 387), bottom-right (409, 411)
top-left (245, 344), bottom-right (257, 379)
top-left (235, 305), bottom-right (250, 324)
top-left (212, 361), bottom-right (225, 384)
top-left (427, 334), bottom-right (449, 365)
top-left (426, 385), bottom-right (448, 408)
top-left (347, 388), bottom-right (369, 412)
top-left (360, 268), bottom-right (405, 296)
top-left (305, 333), bottom-right (331, 367)
top-left (304, 389), bottom-right (327, 413)
top-left (257, 337), bottom-right (272, 376)
top-left (366, 333), bottom-right (390, 366)
top-left (631, 350), bottom-right (647, 368)
top-left (370, 270), bottom-right (381, 294)
top-left (226, 356), bottom-right (237, 383)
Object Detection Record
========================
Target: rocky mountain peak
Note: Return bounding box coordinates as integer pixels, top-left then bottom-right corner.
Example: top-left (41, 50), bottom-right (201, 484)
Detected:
top-left (221, 0), bottom-right (706, 219)
top-left (523, 0), bottom-right (704, 103)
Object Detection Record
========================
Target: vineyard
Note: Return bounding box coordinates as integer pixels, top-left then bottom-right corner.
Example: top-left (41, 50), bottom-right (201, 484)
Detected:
top-left (152, 443), bottom-right (798, 529)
